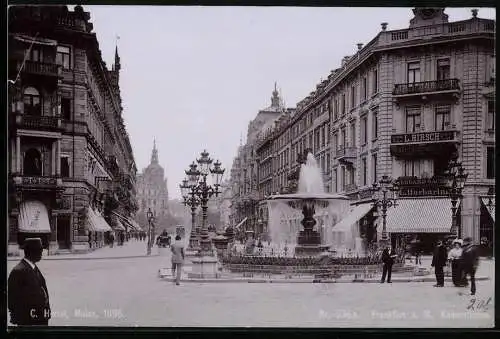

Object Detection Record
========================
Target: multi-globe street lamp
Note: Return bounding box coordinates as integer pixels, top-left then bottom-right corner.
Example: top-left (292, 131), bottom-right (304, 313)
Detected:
top-left (371, 175), bottom-right (399, 248)
top-left (445, 158), bottom-right (468, 239)
top-left (180, 177), bottom-right (201, 250)
top-left (146, 207), bottom-right (155, 255)
top-left (183, 150), bottom-right (225, 256)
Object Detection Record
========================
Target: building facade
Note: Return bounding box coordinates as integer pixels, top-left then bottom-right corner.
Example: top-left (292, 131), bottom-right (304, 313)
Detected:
top-left (135, 142), bottom-right (169, 222)
top-left (8, 5), bottom-right (139, 254)
top-left (248, 8), bottom-right (495, 249)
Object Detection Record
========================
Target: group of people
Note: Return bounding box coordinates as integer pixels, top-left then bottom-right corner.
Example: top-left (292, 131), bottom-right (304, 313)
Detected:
top-left (432, 237), bottom-right (479, 295)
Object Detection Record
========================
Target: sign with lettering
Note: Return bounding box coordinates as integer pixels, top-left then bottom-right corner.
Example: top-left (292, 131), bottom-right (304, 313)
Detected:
top-left (391, 131), bottom-right (456, 144)
top-left (399, 186), bottom-right (449, 197)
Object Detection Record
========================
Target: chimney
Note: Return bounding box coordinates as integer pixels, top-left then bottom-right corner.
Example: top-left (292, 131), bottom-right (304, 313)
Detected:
top-left (357, 43), bottom-right (363, 50)
top-left (381, 22), bottom-right (388, 31)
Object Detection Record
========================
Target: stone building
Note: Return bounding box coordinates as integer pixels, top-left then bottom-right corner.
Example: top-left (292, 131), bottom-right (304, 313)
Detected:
top-left (251, 8), bottom-right (495, 250)
top-left (135, 141), bottom-right (169, 221)
top-left (8, 5), bottom-right (139, 254)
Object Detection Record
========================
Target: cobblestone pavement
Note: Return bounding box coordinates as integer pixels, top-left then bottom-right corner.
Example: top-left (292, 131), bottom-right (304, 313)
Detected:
top-left (7, 252), bottom-right (494, 328)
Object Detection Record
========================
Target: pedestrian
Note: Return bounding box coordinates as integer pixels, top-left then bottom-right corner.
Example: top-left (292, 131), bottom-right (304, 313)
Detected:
top-left (110, 232), bottom-right (115, 248)
top-left (380, 246), bottom-right (396, 283)
top-left (461, 237), bottom-right (479, 295)
top-left (8, 238), bottom-right (51, 326)
top-left (431, 240), bottom-right (447, 287)
top-left (120, 232), bottom-right (125, 246)
top-left (448, 239), bottom-right (463, 287)
top-left (171, 235), bottom-right (185, 286)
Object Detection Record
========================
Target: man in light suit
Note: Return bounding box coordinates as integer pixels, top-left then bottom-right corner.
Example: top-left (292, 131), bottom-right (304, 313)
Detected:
top-left (8, 238), bottom-right (51, 325)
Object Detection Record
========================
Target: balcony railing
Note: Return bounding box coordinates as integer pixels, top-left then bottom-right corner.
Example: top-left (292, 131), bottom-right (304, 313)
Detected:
top-left (13, 113), bottom-right (61, 130)
top-left (393, 79), bottom-right (460, 96)
top-left (336, 146), bottom-right (357, 161)
top-left (345, 183), bottom-right (358, 193)
top-left (20, 60), bottom-right (61, 78)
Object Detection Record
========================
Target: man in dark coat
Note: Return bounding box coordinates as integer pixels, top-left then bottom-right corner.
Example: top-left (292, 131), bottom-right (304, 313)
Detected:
top-left (431, 240), bottom-right (447, 287)
top-left (461, 237), bottom-right (479, 295)
top-left (380, 246), bottom-right (396, 283)
top-left (8, 238), bottom-right (51, 326)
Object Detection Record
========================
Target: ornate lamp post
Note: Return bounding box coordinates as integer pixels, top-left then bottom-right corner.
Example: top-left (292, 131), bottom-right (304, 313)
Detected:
top-left (146, 207), bottom-right (155, 255)
top-left (445, 159), bottom-right (468, 239)
top-left (371, 175), bottom-right (399, 248)
top-left (180, 177), bottom-right (201, 250)
top-left (185, 150), bottom-right (225, 256)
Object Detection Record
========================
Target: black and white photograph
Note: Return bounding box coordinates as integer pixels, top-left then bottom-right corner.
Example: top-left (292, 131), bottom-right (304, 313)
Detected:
top-left (6, 4), bottom-right (495, 328)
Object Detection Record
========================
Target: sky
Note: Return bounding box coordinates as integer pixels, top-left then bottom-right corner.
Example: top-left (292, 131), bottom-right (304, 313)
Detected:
top-left (82, 6), bottom-right (495, 199)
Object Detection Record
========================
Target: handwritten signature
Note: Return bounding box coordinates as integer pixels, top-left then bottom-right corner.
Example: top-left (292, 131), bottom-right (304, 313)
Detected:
top-left (466, 297), bottom-right (492, 311)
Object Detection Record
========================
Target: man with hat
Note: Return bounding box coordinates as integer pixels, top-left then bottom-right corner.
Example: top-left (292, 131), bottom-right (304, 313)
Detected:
top-left (8, 238), bottom-right (51, 325)
top-left (431, 240), bottom-right (447, 287)
top-left (461, 237), bottom-right (479, 295)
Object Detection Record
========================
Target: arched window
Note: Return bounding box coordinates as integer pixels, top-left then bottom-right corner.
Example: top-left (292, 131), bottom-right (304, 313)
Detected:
top-left (23, 87), bottom-right (41, 116)
top-left (24, 148), bottom-right (42, 175)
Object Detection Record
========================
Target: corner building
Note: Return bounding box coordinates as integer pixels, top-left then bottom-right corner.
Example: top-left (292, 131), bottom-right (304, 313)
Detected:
top-left (8, 6), bottom-right (139, 254)
top-left (257, 8), bottom-right (495, 251)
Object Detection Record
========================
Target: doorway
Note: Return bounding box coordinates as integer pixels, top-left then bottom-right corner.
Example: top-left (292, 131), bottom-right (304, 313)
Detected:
top-left (57, 216), bottom-right (71, 249)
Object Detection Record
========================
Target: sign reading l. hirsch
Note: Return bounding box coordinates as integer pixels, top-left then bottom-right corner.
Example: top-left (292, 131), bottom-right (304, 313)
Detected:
top-left (391, 131), bottom-right (456, 144)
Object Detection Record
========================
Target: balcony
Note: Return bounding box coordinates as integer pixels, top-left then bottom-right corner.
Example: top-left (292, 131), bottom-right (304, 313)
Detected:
top-left (12, 113), bottom-right (62, 132)
top-left (393, 79), bottom-right (460, 99)
top-left (345, 183), bottom-right (358, 194)
top-left (19, 60), bottom-right (62, 78)
top-left (336, 146), bottom-right (357, 165)
top-left (390, 130), bottom-right (459, 158)
top-left (12, 174), bottom-right (62, 190)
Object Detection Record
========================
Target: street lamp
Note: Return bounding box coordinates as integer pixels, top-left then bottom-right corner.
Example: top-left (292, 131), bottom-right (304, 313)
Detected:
top-left (184, 150), bottom-right (225, 256)
top-left (146, 207), bottom-right (155, 255)
top-left (371, 175), bottom-right (398, 248)
top-left (445, 158), bottom-right (468, 239)
top-left (180, 177), bottom-right (200, 250)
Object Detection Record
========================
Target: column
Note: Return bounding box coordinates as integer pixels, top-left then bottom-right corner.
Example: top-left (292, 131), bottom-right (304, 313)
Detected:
top-left (51, 141), bottom-right (56, 176)
top-left (16, 136), bottom-right (21, 173)
top-left (56, 139), bottom-right (61, 175)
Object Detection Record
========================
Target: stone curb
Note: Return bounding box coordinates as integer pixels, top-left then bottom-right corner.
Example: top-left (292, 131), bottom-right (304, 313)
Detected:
top-left (159, 276), bottom-right (490, 284)
top-left (7, 254), bottom-right (160, 261)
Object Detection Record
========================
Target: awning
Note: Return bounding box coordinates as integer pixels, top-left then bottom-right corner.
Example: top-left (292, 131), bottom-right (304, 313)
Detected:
top-left (235, 217), bottom-right (248, 230)
top-left (384, 198), bottom-right (456, 233)
top-left (14, 34), bottom-right (58, 46)
top-left (18, 200), bottom-right (51, 233)
top-left (87, 208), bottom-right (112, 232)
top-left (126, 218), bottom-right (143, 231)
top-left (481, 198), bottom-right (495, 222)
top-left (333, 203), bottom-right (373, 232)
top-left (112, 212), bottom-right (142, 231)
top-left (114, 219), bottom-right (125, 231)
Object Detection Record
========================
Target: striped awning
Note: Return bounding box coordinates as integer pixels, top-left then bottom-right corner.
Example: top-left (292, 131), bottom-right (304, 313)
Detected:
top-left (114, 219), bottom-right (125, 231)
top-left (87, 208), bottom-right (112, 232)
top-left (384, 198), bottom-right (456, 233)
top-left (112, 212), bottom-right (142, 231)
top-left (481, 198), bottom-right (495, 222)
top-left (333, 203), bottom-right (373, 232)
top-left (18, 200), bottom-right (51, 233)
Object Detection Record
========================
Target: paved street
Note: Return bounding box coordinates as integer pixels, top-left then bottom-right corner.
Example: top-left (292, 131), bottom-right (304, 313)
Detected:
top-left (7, 242), bottom-right (494, 327)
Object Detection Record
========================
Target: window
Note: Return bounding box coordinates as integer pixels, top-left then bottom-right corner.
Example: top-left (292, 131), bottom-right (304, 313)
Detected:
top-left (341, 166), bottom-right (345, 190)
top-left (350, 85), bottom-right (356, 108)
top-left (61, 98), bottom-right (71, 120)
top-left (437, 58), bottom-right (450, 80)
top-left (56, 46), bottom-right (71, 69)
top-left (350, 122), bottom-right (356, 147)
top-left (435, 105), bottom-right (451, 131)
top-left (334, 168), bottom-right (338, 192)
top-left (373, 68), bottom-right (378, 94)
top-left (23, 87), bottom-right (41, 116)
top-left (361, 116), bottom-right (367, 145)
top-left (23, 148), bottom-right (42, 175)
top-left (404, 160), bottom-right (421, 177)
top-left (61, 156), bottom-right (70, 177)
top-left (362, 76), bottom-right (368, 101)
top-left (487, 147), bottom-right (495, 179)
top-left (407, 62), bottom-right (421, 83)
top-left (27, 47), bottom-right (42, 62)
top-left (333, 133), bottom-right (338, 151)
top-left (406, 106), bottom-right (421, 132)
top-left (490, 55), bottom-right (495, 81)
top-left (333, 98), bottom-right (338, 120)
top-left (487, 100), bottom-right (495, 130)
top-left (326, 153), bottom-right (330, 174)
top-left (362, 157), bottom-right (367, 186)
top-left (326, 124), bottom-right (330, 144)
top-left (341, 94), bottom-right (346, 115)
top-left (341, 128), bottom-right (346, 148)
top-left (372, 153), bottom-right (377, 184)
top-left (372, 108), bottom-right (378, 139)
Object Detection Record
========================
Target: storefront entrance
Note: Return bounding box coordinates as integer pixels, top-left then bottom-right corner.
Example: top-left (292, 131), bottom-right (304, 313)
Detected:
top-left (57, 216), bottom-right (71, 249)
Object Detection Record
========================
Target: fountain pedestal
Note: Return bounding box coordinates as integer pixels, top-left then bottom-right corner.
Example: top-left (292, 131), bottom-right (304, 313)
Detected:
top-left (188, 256), bottom-right (219, 278)
top-left (294, 199), bottom-right (330, 257)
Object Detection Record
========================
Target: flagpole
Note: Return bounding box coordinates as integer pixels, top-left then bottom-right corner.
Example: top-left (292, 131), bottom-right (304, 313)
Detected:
top-left (11, 32), bottom-right (40, 84)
